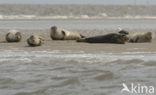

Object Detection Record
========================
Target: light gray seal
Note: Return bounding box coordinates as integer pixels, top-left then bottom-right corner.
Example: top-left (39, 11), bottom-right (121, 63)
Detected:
top-left (6, 30), bottom-right (22, 42)
top-left (50, 26), bottom-right (85, 40)
top-left (129, 32), bottom-right (152, 43)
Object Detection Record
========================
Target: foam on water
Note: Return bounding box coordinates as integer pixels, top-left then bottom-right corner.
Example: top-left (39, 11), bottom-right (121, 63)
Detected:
top-left (0, 50), bottom-right (156, 63)
top-left (1, 14), bottom-right (156, 20)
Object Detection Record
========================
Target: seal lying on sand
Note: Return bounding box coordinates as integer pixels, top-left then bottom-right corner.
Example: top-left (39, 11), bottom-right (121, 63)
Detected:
top-left (27, 35), bottom-right (44, 47)
top-left (77, 33), bottom-right (129, 44)
top-left (50, 26), bottom-right (85, 40)
top-left (129, 32), bottom-right (152, 43)
top-left (6, 30), bottom-right (22, 42)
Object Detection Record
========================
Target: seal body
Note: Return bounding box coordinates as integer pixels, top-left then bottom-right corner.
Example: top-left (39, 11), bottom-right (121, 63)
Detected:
top-left (129, 32), bottom-right (152, 43)
top-left (6, 30), bottom-right (22, 42)
top-left (50, 26), bottom-right (85, 40)
top-left (77, 33), bottom-right (129, 44)
top-left (27, 35), bottom-right (44, 47)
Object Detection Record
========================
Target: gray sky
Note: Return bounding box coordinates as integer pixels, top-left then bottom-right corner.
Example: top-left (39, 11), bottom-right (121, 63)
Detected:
top-left (0, 0), bottom-right (155, 5)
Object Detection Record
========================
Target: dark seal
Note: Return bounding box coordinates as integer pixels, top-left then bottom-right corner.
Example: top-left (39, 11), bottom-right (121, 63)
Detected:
top-left (77, 33), bottom-right (129, 44)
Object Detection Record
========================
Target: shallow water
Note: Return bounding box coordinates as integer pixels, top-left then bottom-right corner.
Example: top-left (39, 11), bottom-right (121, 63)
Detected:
top-left (0, 50), bottom-right (156, 95)
top-left (1, 19), bottom-right (156, 31)
top-left (0, 5), bottom-right (156, 20)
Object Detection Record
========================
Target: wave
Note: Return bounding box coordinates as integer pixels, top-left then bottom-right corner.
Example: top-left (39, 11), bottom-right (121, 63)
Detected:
top-left (0, 5), bottom-right (156, 20)
top-left (0, 4), bottom-right (156, 20)
top-left (0, 14), bottom-right (156, 20)
top-left (0, 50), bottom-right (156, 63)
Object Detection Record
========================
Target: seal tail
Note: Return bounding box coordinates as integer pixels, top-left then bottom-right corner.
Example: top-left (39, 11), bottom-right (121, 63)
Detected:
top-left (76, 38), bottom-right (86, 42)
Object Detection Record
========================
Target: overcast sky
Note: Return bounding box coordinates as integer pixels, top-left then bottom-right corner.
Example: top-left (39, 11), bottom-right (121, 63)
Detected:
top-left (0, 0), bottom-right (155, 5)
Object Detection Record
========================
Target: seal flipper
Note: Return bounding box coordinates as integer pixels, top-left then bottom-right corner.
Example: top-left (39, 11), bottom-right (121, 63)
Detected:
top-left (80, 34), bottom-right (86, 38)
top-left (6, 33), bottom-right (10, 42)
top-left (61, 30), bottom-right (66, 40)
top-left (39, 37), bottom-right (44, 45)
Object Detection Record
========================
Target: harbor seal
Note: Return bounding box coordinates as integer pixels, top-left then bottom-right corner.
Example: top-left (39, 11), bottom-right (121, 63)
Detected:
top-left (129, 32), bottom-right (152, 43)
top-left (50, 26), bottom-right (85, 40)
top-left (6, 30), bottom-right (22, 42)
top-left (27, 35), bottom-right (44, 47)
top-left (77, 33), bottom-right (129, 44)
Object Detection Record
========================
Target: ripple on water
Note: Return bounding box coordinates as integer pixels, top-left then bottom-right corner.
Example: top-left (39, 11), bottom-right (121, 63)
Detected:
top-left (0, 50), bottom-right (156, 95)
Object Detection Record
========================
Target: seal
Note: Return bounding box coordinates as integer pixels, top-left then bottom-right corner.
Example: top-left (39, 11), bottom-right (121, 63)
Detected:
top-left (6, 30), bottom-right (22, 42)
top-left (77, 33), bottom-right (129, 44)
top-left (27, 35), bottom-right (44, 47)
top-left (50, 26), bottom-right (85, 40)
top-left (129, 32), bottom-right (152, 43)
